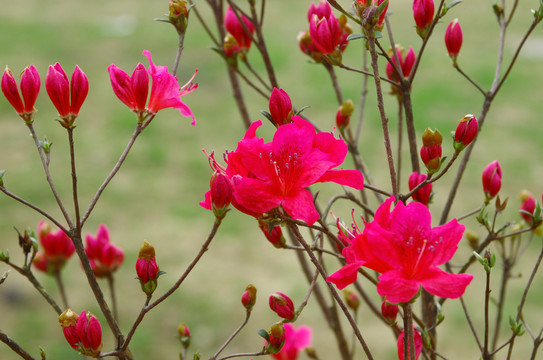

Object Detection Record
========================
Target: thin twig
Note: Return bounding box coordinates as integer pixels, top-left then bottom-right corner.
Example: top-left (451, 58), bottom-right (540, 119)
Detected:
top-left (210, 310), bottom-right (252, 360)
top-left (0, 330), bottom-right (35, 360)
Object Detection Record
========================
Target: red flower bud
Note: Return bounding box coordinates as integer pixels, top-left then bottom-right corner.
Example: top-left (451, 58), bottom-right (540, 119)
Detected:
top-left (397, 326), bottom-right (423, 360)
top-left (343, 289), bottom-right (360, 311)
top-left (454, 114), bottom-right (478, 151)
top-left (241, 284), bottom-right (257, 310)
top-left (177, 323), bottom-right (191, 348)
top-left (413, 0), bottom-right (434, 38)
top-left (136, 240), bottom-right (160, 294)
top-left (259, 223), bottom-right (286, 248)
top-left (33, 220), bottom-right (75, 274)
top-left (46, 63), bottom-right (88, 127)
top-left (2, 65), bottom-right (41, 120)
top-left (420, 128), bottom-right (442, 173)
top-left (445, 19), bottom-right (463, 62)
top-left (381, 300), bottom-right (399, 325)
top-left (85, 224), bottom-right (124, 277)
top-left (482, 160), bottom-right (502, 201)
top-left (224, 6), bottom-right (254, 52)
top-left (269, 88), bottom-right (293, 126)
top-left (209, 171), bottom-right (233, 219)
top-left (309, 14), bottom-right (341, 55)
top-left (520, 191), bottom-right (537, 224)
top-left (307, 1), bottom-right (332, 22)
top-left (59, 309), bottom-right (102, 357)
top-left (267, 323), bottom-right (286, 354)
top-left (108, 63), bottom-right (149, 113)
top-left (269, 292), bottom-right (295, 320)
top-left (408, 172), bottom-right (433, 206)
top-left (386, 46), bottom-right (416, 82)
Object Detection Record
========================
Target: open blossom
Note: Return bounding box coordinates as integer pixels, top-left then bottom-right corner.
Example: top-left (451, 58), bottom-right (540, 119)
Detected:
top-left (218, 117), bottom-right (363, 225)
top-left (33, 221), bottom-right (75, 274)
top-left (271, 323), bottom-right (312, 360)
top-left (327, 197), bottom-right (473, 304)
top-left (46, 63), bottom-right (88, 127)
top-left (1, 65), bottom-right (40, 118)
top-left (109, 50), bottom-right (198, 124)
top-left (85, 224), bottom-right (124, 277)
top-left (224, 6), bottom-right (254, 52)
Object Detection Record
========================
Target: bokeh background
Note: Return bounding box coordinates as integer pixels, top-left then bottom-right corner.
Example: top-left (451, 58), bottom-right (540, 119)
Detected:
top-left (1, 0), bottom-right (543, 359)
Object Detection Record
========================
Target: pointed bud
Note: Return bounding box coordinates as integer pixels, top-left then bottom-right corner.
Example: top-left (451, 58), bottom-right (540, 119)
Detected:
top-left (20, 65), bottom-right (41, 114)
top-left (482, 160), bottom-right (502, 201)
top-left (454, 114), bottom-right (478, 152)
top-left (519, 190), bottom-right (537, 224)
top-left (1, 67), bottom-right (25, 114)
top-left (224, 6), bottom-right (254, 52)
top-left (70, 65), bottom-right (89, 117)
top-left (269, 292), bottom-right (295, 320)
top-left (59, 309), bottom-right (80, 349)
top-left (445, 19), bottom-right (463, 63)
top-left (266, 323), bottom-right (286, 354)
top-left (46, 63), bottom-right (70, 118)
top-left (131, 63), bottom-right (149, 112)
top-left (307, 1), bottom-right (332, 22)
top-left (258, 222), bottom-right (286, 248)
top-left (209, 171), bottom-right (232, 219)
top-left (343, 289), bottom-right (360, 311)
top-left (413, 0), bottom-right (434, 38)
top-left (136, 240), bottom-right (160, 295)
top-left (177, 323), bottom-right (191, 348)
top-left (241, 284), bottom-right (257, 310)
top-left (268, 88), bottom-right (293, 126)
top-left (381, 300), bottom-right (399, 325)
top-left (76, 311), bottom-right (102, 357)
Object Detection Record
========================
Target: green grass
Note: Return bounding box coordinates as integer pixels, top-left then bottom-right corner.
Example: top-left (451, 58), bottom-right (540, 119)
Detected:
top-left (1, 0), bottom-right (543, 359)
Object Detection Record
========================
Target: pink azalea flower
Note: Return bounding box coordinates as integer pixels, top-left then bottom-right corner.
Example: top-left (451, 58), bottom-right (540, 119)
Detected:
top-left (225, 116), bottom-right (364, 225)
top-left (271, 323), bottom-right (312, 360)
top-left (85, 224), bottom-right (124, 278)
top-left (328, 197), bottom-right (473, 304)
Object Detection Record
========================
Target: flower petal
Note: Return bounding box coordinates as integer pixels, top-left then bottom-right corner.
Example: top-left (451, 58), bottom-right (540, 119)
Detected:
top-left (281, 189), bottom-right (320, 225)
top-left (316, 169), bottom-right (364, 189)
top-left (429, 219), bottom-right (465, 265)
top-left (327, 261), bottom-right (364, 289)
top-left (419, 267), bottom-right (473, 299)
top-left (377, 270), bottom-right (421, 304)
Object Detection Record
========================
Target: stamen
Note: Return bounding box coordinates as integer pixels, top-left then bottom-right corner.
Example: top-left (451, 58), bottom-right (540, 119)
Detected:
top-left (413, 239), bottom-right (428, 274)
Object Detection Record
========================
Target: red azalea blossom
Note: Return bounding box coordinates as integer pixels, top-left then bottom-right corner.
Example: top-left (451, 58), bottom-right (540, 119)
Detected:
top-left (224, 117), bottom-right (363, 225)
top-left (327, 197), bottom-right (473, 304)
top-left (143, 50), bottom-right (198, 124)
top-left (386, 46), bottom-right (416, 82)
top-left (45, 63), bottom-right (88, 122)
top-left (1, 65), bottom-right (40, 116)
top-left (271, 323), bottom-right (312, 360)
top-left (520, 191), bottom-right (537, 224)
top-left (307, 1), bottom-right (332, 22)
top-left (309, 14), bottom-right (342, 55)
top-left (85, 224), bottom-right (124, 277)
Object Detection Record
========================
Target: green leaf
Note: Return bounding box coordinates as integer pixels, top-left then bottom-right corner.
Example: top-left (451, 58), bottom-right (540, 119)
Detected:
top-left (257, 328), bottom-right (269, 341)
top-left (346, 33), bottom-right (366, 41)
top-left (0, 170), bottom-right (6, 187)
top-left (294, 106), bottom-right (310, 116)
top-left (446, 0), bottom-right (462, 9)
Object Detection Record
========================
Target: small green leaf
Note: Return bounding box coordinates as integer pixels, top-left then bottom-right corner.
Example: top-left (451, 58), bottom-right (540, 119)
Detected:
top-left (294, 106), bottom-right (310, 116)
top-left (346, 33), bottom-right (366, 41)
top-left (0, 270), bottom-right (10, 285)
top-left (257, 328), bottom-right (269, 341)
top-left (0, 170), bottom-right (6, 187)
top-left (259, 110), bottom-right (274, 124)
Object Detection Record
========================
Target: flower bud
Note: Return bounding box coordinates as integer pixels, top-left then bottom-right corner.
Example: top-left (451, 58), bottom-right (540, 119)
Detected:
top-left (336, 99), bottom-right (354, 132)
top-left (2, 65), bottom-right (41, 123)
top-left (309, 14), bottom-right (343, 63)
top-left (397, 326), bottom-right (422, 360)
top-left (223, 34), bottom-right (240, 60)
top-left (85, 224), bottom-right (124, 278)
top-left (59, 309), bottom-right (102, 357)
top-left (209, 171), bottom-right (233, 219)
top-left (454, 114), bottom-right (478, 152)
top-left (343, 289), bottom-right (360, 311)
top-left (307, 1), bottom-right (332, 22)
top-left (520, 190), bottom-right (536, 224)
top-left (482, 160), bottom-right (502, 201)
top-left (413, 0), bottom-right (434, 38)
top-left (420, 128), bottom-right (442, 174)
top-left (224, 6), bottom-right (254, 53)
top-left (298, 30), bottom-right (323, 63)
top-left (381, 300), bottom-right (399, 325)
top-left (408, 172), bottom-right (432, 206)
top-left (269, 88), bottom-right (293, 126)
top-left (241, 284), bottom-right (257, 310)
top-left (445, 19), bottom-right (463, 63)
top-left (356, 0), bottom-right (388, 31)
top-left (464, 230), bottom-right (479, 251)
top-left (266, 323), bottom-right (286, 354)
top-left (136, 240), bottom-right (160, 295)
top-left (269, 292), bottom-right (295, 320)
top-left (386, 46), bottom-right (416, 84)
top-left (177, 323), bottom-right (191, 348)
top-left (169, 0), bottom-right (189, 35)
top-left (258, 222), bottom-right (286, 248)
top-left (33, 221), bottom-right (75, 274)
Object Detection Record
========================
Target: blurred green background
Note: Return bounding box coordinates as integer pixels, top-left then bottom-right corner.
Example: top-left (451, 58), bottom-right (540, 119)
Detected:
top-left (1, 0), bottom-right (543, 359)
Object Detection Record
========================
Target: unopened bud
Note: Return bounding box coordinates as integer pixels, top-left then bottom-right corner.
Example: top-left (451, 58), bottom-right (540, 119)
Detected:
top-left (343, 289), bottom-right (360, 311)
top-left (420, 128), bottom-right (442, 174)
top-left (169, 0), bottom-right (189, 35)
top-left (177, 323), bottom-right (191, 348)
top-left (464, 230), bottom-right (479, 251)
top-left (136, 240), bottom-right (160, 295)
top-left (209, 171), bottom-right (232, 219)
top-left (336, 99), bottom-right (354, 132)
top-left (241, 284), bottom-right (257, 310)
top-left (381, 300), bottom-right (399, 325)
top-left (269, 292), bottom-right (295, 320)
top-left (454, 114), bottom-right (478, 152)
top-left (266, 323), bottom-right (286, 354)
